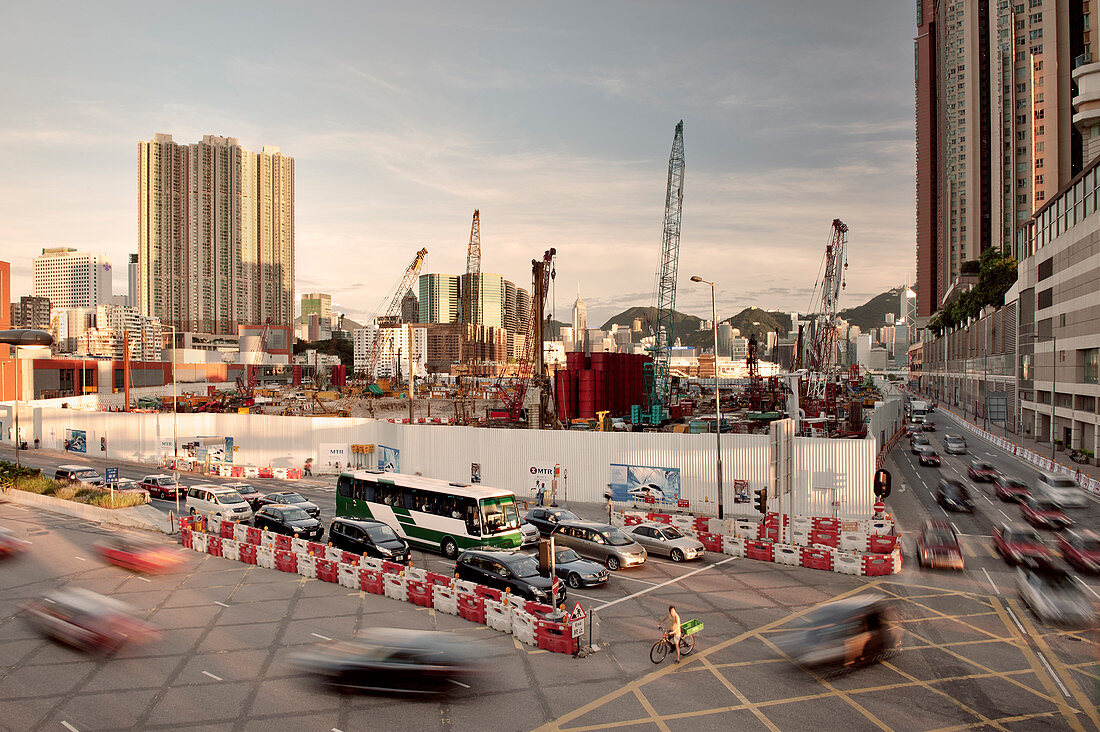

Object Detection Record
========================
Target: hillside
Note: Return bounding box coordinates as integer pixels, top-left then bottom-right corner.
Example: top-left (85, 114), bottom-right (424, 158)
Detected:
top-left (599, 306), bottom-right (704, 336)
top-left (723, 308), bottom-right (792, 340)
top-left (837, 287), bottom-right (904, 331)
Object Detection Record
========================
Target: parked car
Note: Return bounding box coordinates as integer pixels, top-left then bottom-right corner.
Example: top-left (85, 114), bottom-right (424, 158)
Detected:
top-left (921, 421), bottom-right (936, 432)
top-left (55, 465), bottom-right (104, 486)
top-left (624, 522), bottom-right (705, 562)
top-left (185, 484), bottom-right (254, 522)
top-left (328, 517), bottom-right (409, 562)
top-left (967, 460), bottom-right (998, 482)
top-left (993, 476), bottom-right (1030, 502)
top-left (520, 522), bottom-right (540, 547)
top-left (916, 520), bottom-right (963, 571)
top-left (258, 491), bottom-right (320, 518)
top-left (139, 475), bottom-right (181, 500)
top-left (942, 435), bottom-right (967, 455)
top-left (522, 507), bottom-right (580, 537)
top-left (910, 436), bottom-right (932, 454)
top-left (1054, 530), bottom-right (1100, 575)
top-left (550, 547), bottom-right (610, 589)
top-left (104, 478), bottom-right (151, 504)
top-left (993, 522), bottom-right (1055, 566)
top-left (935, 479), bottom-right (974, 513)
top-left (223, 482), bottom-right (263, 509)
top-left (1016, 563), bottom-right (1098, 628)
top-left (1032, 472), bottom-right (1089, 509)
top-left (1019, 495), bottom-right (1073, 531)
top-left (917, 447), bottom-right (941, 467)
top-left (253, 504), bottom-right (324, 540)
top-left (454, 549), bottom-right (565, 604)
top-left (550, 521), bottom-right (647, 570)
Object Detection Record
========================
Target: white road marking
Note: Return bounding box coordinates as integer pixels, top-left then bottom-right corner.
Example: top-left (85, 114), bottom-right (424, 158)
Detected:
top-left (136, 576), bottom-right (151, 582)
top-left (202, 671), bottom-right (223, 681)
top-left (615, 575), bottom-right (660, 586)
top-left (74, 556), bottom-right (85, 561)
top-left (981, 568), bottom-right (999, 594)
top-left (311, 632), bottom-right (331, 640)
top-left (1036, 650), bottom-right (1071, 698)
top-left (214, 601), bottom-right (229, 607)
top-left (567, 591), bottom-right (602, 602)
top-left (593, 556), bottom-right (737, 612)
top-left (61, 722), bottom-right (80, 732)
top-left (998, 509), bottom-right (1010, 519)
top-left (950, 522), bottom-right (960, 534)
top-left (448, 679), bottom-right (471, 688)
top-left (1083, 583), bottom-right (1100, 601)
top-left (1005, 606), bottom-right (1028, 636)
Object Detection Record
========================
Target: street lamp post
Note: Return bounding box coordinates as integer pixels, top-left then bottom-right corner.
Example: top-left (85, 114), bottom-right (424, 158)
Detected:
top-left (690, 276), bottom-right (723, 520)
top-left (0, 330), bottom-right (55, 466)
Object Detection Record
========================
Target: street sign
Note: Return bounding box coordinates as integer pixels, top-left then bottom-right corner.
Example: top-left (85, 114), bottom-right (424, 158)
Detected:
top-left (987, 394), bottom-right (1008, 422)
top-left (570, 603), bottom-right (586, 638)
top-left (105, 467), bottom-right (119, 483)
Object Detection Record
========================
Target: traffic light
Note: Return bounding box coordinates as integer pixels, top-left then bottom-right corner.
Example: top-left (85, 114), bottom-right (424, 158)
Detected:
top-left (754, 487), bottom-right (768, 514)
top-left (873, 469), bottom-right (892, 499)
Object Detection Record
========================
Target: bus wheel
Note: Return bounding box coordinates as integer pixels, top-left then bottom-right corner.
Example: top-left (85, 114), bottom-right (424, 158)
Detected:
top-left (442, 537), bottom-right (458, 559)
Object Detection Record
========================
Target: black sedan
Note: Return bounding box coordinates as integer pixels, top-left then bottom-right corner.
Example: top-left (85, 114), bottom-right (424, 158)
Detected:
top-left (258, 491), bottom-right (320, 518)
top-left (936, 479), bottom-right (974, 512)
top-left (253, 504), bottom-right (324, 540)
top-left (328, 517), bottom-right (410, 562)
top-left (523, 507), bottom-right (581, 537)
top-left (454, 549), bottom-right (565, 605)
top-left (552, 547), bottom-right (610, 589)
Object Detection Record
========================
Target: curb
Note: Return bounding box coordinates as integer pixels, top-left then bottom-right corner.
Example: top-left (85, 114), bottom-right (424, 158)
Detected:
top-left (0, 487), bottom-right (173, 534)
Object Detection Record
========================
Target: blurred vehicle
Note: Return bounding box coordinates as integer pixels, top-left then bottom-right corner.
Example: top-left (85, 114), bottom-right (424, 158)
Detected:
top-left (551, 521), bottom-right (647, 571)
top-left (104, 478), bottom-right (151, 504)
top-left (993, 476), bottom-right (1030, 503)
top-left (254, 504), bottom-right (324, 540)
top-left (1032, 472), bottom-right (1089, 509)
top-left (289, 628), bottom-right (483, 694)
top-left (139, 475), bottom-right (181, 500)
top-left (54, 465), bottom-right (104, 486)
top-left (916, 520), bottom-right (963, 570)
top-left (917, 447), bottom-right (941, 467)
top-left (921, 421), bottom-right (936, 432)
top-left (935, 479), bottom-right (974, 513)
top-left (258, 491), bottom-right (321, 518)
top-left (1057, 530), bottom-right (1100, 573)
top-left (905, 426), bottom-right (923, 439)
top-left (1019, 495), bottom-right (1073, 531)
top-left (223, 482), bottom-right (263, 509)
top-left (967, 460), bottom-right (998, 482)
top-left (0, 526), bottom-right (30, 558)
top-left (942, 435), bottom-right (967, 455)
top-left (624, 522), bottom-right (705, 562)
top-left (92, 534), bottom-right (184, 574)
top-left (328, 517), bottom-right (409, 561)
top-left (775, 594), bottom-right (901, 673)
top-left (550, 547), bottom-right (609, 589)
top-left (993, 522), bottom-right (1055, 566)
top-left (1016, 563), bottom-right (1099, 628)
top-left (523, 507), bottom-right (580, 537)
top-left (910, 436), bottom-right (931, 454)
top-left (454, 549), bottom-right (565, 604)
top-left (520, 522), bottom-right (540, 547)
top-left (185, 484), bottom-right (253, 522)
top-left (22, 588), bottom-right (160, 654)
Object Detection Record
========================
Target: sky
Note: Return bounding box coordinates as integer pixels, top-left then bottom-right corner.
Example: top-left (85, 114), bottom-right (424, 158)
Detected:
top-left (0, 1), bottom-right (916, 328)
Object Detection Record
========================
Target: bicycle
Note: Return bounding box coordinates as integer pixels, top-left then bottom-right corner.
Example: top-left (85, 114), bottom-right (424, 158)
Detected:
top-left (650, 628), bottom-right (695, 664)
top-left (1068, 449), bottom-right (1088, 464)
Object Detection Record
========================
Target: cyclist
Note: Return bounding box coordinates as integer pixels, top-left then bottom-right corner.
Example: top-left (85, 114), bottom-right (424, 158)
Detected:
top-left (658, 605), bottom-right (682, 663)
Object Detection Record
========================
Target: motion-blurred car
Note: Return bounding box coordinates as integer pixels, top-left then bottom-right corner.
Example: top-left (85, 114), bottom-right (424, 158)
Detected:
top-left (454, 549), bottom-right (565, 604)
top-left (1032, 472), bottom-right (1089, 509)
top-left (104, 478), bottom-right (151, 504)
top-left (0, 527), bottom-right (29, 559)
top-left (1016, 563), bottom-right (1099, 628)
top-left (993, 476), bottom-right (1030, 502)
top-left (522, 507), bottom-right (581, 537)
top-left (551, 521), bottom-right (647, 570)
top-left (289, 629), bottom-right (483, 694)
top-left (967, 460), bottom-right (998, 482)
top-left (624, 522), bottom-right (705, 562)
top-left (935, 479), bottom-right (974, 513)
top-left (139, 475), bottom-right (181, 500)
top-left (54, 465), bottom-right (104, 486)
top-left (253, 504), bottom-right (324, 540)
top-left (22, 588), bottom-right (160, 654)
top-left (223, 482), bottom-right (263, 509)
top-left (550, 547), bottom-right (609, 589)
top-left (520, 522), bottom-right (540, 547)
top-left (1019, 495), bottom-right (1073, 531)
top-left (905, 426), bottom-right (923, 439)
top-left (775, 594), bottom-right (901, 672)
top-left (257, 491), bottom-right (320, 518)
top-left (942, 435), bottom-right (967, 455)
top-left (916, 520), bottom-right (963, 571)
top-left (910, 436), bottom-right (931, 454)
top-left (328, 517), bottom-right (409, 562)
top-left (92, 534), bottom-right (185, 574)
top-left (1057, 529), bottom-right (1100, 574)
top-left (993, 523), bottom-right (1055, 566)
top-left (921, 421), bottom-right (936, 432)
top-left (917, 447), bottom-right (941, 467)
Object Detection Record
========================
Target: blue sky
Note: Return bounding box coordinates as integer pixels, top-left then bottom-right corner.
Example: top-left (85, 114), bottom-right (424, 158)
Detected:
top-left (0, 1), bottom-right (915, 327)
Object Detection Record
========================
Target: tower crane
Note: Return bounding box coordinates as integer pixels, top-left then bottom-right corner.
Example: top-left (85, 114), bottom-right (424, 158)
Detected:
top-left (461, 209), bottom-right (481, 363)
top-left (364, 248), bottom-right (429, 381)
top-left (804, 218), bottom-right (848, 409)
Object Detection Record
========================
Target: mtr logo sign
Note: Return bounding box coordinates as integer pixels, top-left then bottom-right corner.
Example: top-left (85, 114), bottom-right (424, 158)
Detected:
top-left (530, 467), bottom-right (555, 476)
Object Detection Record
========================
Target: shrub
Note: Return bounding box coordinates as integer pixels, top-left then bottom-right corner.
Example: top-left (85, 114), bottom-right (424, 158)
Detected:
top-left (10, 475), bottom-right (55, 494)
top-left (50, 485), bottom-right (78, 501)
top-left (80, 491), bottom-right (147, 509)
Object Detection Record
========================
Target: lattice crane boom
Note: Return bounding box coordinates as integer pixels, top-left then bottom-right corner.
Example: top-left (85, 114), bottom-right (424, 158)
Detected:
top-left (496, 248), bottom-right (556, 421)
top-left (365, 247), bottom-right (429, 379)
top-left (807, 219), bottom-right (848, 376)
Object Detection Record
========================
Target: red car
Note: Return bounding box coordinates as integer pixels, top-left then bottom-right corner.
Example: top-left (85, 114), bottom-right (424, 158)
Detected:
top-left (140, 474), bottom-right (181, 500)
top-left (917, 447), bottom-right (941, 467)
top-left (993, 476), bottom-right (1030, 502)
top-left (92, 535), bottom-right (185, 574)
top-left (0, 527), bottom-right (29, 559)
top-left (1019, 495), bottom-right (1073, 530)
top-left (993, 522), bottom-right (1055, 566)
top-left (967, 460), bottom-right (998, 482)
top-left (1057, 530), bottom-right (1100, 573)
top-left (917, 520), bottom-right (963, 570)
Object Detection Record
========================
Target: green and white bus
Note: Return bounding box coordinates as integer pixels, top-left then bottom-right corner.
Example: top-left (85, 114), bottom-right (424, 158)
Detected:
top-left (335, 470), bottom-right (522, 558)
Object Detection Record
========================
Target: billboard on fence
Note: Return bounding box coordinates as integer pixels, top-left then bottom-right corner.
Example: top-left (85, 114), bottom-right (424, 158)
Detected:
top-left (609, 464), bottom-right (681, 504)
top-left (66, 429), bottom-right (86, 454)
top-left (377, 445), bottom-right (400, 473)
top-left (318, 443), bottom-right (349, 474)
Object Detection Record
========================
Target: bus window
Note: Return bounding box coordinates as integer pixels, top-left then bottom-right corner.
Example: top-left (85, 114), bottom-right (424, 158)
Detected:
top-left (337, 475), bottom-right (352, 498)
top-left (480, 496), bottom-right (520, 534)
top-left (353, 478), bottom-right (375, 502)
top-left (460, 497), bottom-right (480, 535)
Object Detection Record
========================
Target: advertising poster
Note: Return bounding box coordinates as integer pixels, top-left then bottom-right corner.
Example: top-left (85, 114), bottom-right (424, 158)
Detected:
top-left (66, 429), bottom-right (87, 454)
top-left (528, 462), bottom-right (557, 502)
top-left (609, 463), bottom-right (681, 504)
top-left (377, 445), bottom-right (400, 473)
top-left (318, 443), bottom-right (349, 474)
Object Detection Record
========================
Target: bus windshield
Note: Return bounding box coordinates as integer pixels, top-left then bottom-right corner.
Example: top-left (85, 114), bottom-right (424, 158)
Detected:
top-left (480, 496), bottom-right (520, 534)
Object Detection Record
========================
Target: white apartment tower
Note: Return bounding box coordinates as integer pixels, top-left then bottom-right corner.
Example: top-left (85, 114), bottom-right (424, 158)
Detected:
top-left (33, 248), bottom-right (112, 309)
top-left (138, 134), bottom-right (294, 335)
top-left (572, 288), bottom-right (587, 353)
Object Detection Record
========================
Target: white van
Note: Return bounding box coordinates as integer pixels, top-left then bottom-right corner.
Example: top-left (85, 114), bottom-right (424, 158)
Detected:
top-left (185, 484), bottom-right (254, 521)
top-left (1033, 472), bottom-right (1089, 509)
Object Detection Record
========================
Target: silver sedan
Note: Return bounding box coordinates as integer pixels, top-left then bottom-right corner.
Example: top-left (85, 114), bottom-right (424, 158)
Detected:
top-left (625, 523), bottom-right (705, 562)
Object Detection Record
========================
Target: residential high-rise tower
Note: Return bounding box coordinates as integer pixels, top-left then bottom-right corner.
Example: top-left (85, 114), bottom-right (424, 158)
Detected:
top-left (33, 248), bottom-right (112, 309)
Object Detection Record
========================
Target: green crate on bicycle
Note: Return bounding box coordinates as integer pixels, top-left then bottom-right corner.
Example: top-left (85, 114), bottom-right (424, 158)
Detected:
top-left (680, 619), bottom-right (703, 636)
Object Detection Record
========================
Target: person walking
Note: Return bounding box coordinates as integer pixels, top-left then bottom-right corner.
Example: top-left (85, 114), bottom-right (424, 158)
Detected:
top-left (303, 458), bottom-right (313, 477)
top-left (659, 605), bottom-right (683, 663)
top-left (605, 492), bottom-right (614, 523)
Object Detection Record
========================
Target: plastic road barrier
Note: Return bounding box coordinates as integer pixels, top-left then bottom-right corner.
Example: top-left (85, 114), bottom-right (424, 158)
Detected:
top-left (862, 554), bottom-right (895, 576)
top-left (404, 566), bottom-right (428, 583)
top-left (258, 467), bottom-right (274, 479)
top-left (239, 543), bottom-right (257, 565)
top-left (774, 544), bottom-right (800, 566)
top-left (791, 516), bottom-right (812, 533)
top-left (359, 568), bottom-right (384, 594)
top-left (383, 572), bottom-right (407, 601)
top-left (759, 525), bottom-right (781, 543)
top-left (432, 585), bottom-right (458, 615)
top-left (800, 547), bottom-right (833, 571)
top-left (381, 560), bottom-right (405, 575)
top-left (297, 555), bottom-right (317, 580)
top-left (274, 534), bottom-right (292, 552)
top-left (191, 532), bottom-right (209, 554)
top-left (525, 601), bottom-right (554, 617)
top-left (693, 516), bottom-right (712, 534)
top-left (219, 521), bottom-right (236, 540)
top-left (259, 530), bottom-right (276, 548)
top-left (536, 619), bottom-right (579, 654)
top-left (457, 591), bottom-right (486, 624)
top-left (810, 529), bottom-right (839, 548)
top-left (307, 541), bottom-right (326, 557)
top-left (243, 466), bottom-right (259, 479)
top-left (360, 557), bottom-right (382, 573)
top-left (791, 528), bottom-right (810, 547)
top-left (867, 534), bottom-right (898, 554)
top-left (338, 562), bottom-right (358, 589)
top-left (275, 550), bottom-right (298, 573)
top-left (425, 571), bottom-right (452, 587)
top-left (813, 517), bottom-right (841, 532)
top-left (233, 523), bottom-right (249, 543)
top-left (273, 468), bottom-right (287, 480)
top-left (743, 539), bottom-right (774, 562)
top-left (721, 535), bottom-right (744, 558)
top-left (698, 532), bottom-right (723, 553)
top-left (290, 537), bottom-right (309, 555)
top-left (257, 546), bottom-right (276, 569)
top-left (475, 585), bottom-right (502, 602)
top-left (512, 609), bottom-right (537, 645)
top-left (862, 519), bottom-right (895, 536)
top-left (671, 514), bottom-right (694, 531)
top-left (315, 558), bottom-right (338, 583)
top-left (339, 551), bottom-right (360, 566)
top-left (839, 532), bottom-right (865, 552)
top-left (407, 579), bottom-right (433, 607)
top-left (485, 599), bottom-right (513, 632)
top-left (623, 512), bottom-right (644, 526)
top-left (646, 513), bottom-right (672, 524)
top-left (222, 538), bottom-right (240, 561)
top-left (834, 553), bottom-right (862, 575)
top-left (734, 520), bottom-right (759, 538)
top-left (453, 579), bottom-right (478, 595)
top-left (181, 528), bottom-right (193, 549)
top-left (323, 545), bottom-right (342, 562)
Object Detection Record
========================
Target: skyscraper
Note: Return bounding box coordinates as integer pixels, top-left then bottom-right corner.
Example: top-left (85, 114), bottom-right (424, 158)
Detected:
top-left (572, 289), bottom-right (587, 353)
top-left (127, 253), bottom-right (139, 309)
top-left (301, 293), bottom-right (332, 321)
top-left (418, 274), bottom-right (461, 324)
top-left (138, 133), bottom-right (294, 335)
top-left (33, 248), bottom-right (112, 309)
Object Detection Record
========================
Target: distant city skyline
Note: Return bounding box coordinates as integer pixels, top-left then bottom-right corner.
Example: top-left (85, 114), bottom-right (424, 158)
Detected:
top-left (0, 2), bottom-right (915, 329)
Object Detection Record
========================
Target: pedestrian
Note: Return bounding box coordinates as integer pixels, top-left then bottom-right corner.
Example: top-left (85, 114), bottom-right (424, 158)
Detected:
top-left (303, 458), bottom-right (313, 477)
top-left (535, 482), bottom-right (545, 507)
top-left (605, 491), bottom-right (613, 523)
top-left (33, 438), bottom-right (39, 450)
top-left (658, 605), bottom-right (683, 663)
